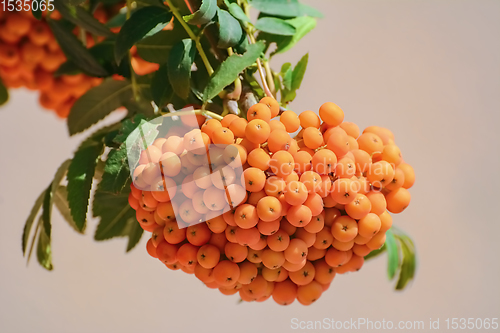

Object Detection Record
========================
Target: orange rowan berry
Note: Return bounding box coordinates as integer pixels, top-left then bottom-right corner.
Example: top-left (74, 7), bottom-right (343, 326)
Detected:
top-left (280, 110), bottom-right (300, 132)
top-left (245, 119), bottom-right (271, 144)
top-left (319, 102), bottom-right (344, 126)
top-left (259, 96), bottom-right (280, 118)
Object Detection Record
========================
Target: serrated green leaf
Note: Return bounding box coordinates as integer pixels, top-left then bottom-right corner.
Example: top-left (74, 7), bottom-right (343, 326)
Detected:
top-left (395, 234), bottom-right (416, 290)
top-left (22, 191), bottom-right (45, 255)
top-left (249, 0), bottom-right (322, 18)
top-left (183, 0), bottom-right (217, 25)
top-left (93, 189), bottom-right (136, 241)
top-left (136, 24), bottom-right (189, 64)
top-left (167, 39), bottom-right (196, 99)
top-left (99, 146), bottom-right (131, 194)
top-left (36, 217), bottom-right (53, 271)
top-left (53, 186), bottom-right (84, 234)
top-left (291, 53), bottom-right (308, 90)
top-left (364, 244), bottom-right (386, 260)
top-left (114, 6), bottom-right (172, 63)
top-left (281, 62), bottom-right (292, 90)
top-left (203, 41), bottom-right (265, 102)
top-left (385, 229), bottom-right (399, 280)
top-left (113, 114), bottom-right (148, 144)
top-left (67, 79), bottom-right (132, 135)
top-left (105, 8), bottom-right (129, 28)
top-left (54, 1), bottom-right (114, 37)
top-left (125, 219), bottom-right (144, 251)
top-left (48, 19), bottom-right (108, 77)
top-left (0, 79), bottom-right (8, 106)
top-left (259, 16), bottom-right (316, 55)
top-left (151, 65), bottom-right (173, 107)
top-left (56, 39), bottom-right (131, 78)
top-left (255, 17), bottom-right (296, 36)
top-left (67, 134), bottom-right (106, 231)
top-left (225, 1), bottom-right (250, 24)
top-left (217, 9), bottom-right (243, 48)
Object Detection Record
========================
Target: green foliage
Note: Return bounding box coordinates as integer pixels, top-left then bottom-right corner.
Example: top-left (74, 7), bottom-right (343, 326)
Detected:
top-left (255, 17), bottom-right (296, 36)
top-left (249, 0), bottom-right (322, 18)
top-left (203, 41), bottom-right (266, 102)
top-left (136, 25), bottom-right (189, 64)
top-left (183, 0), bottom-right (218, 25)
top-left (67, 79), bottom-right (132, 135)
top-left (66, 132), bottom-right (106, 232)
top-left (0, 79), bottom-right (8, 106)
top-left (279, 53), bottom-right (308, 104)
top-left (364, 227), bottom-right (417, 290)
top-left (168, 39), bottom-right (197, 99)
top-left (114, 6), bottom-right (173, 63)
top-left (53, 186), bottom-right (84, 234)
top-left (48, 19), bottom-right (109, 77)
top-left (385, 229), bottom-right (399, 280)
top-left (260, 16), bottom-right (317, 55)
top-left (54, 1), bottom-right (114, 38)
top-left (217, 9), bottom-right (243, 48)
top-left (151, 65), bottom-right (173, 107)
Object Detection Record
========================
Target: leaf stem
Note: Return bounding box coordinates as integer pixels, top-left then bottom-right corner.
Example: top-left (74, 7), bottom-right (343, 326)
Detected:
top-left (165, 0), bottom-right (214, 76)
top-left (126, 0), bottom-right (139, 102)
top-left (241, 0), bottom-right (274, 99)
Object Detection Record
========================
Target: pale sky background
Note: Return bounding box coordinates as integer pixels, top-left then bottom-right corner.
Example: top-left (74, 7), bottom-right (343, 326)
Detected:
top-left (1, 1), bottom-right (499, 332)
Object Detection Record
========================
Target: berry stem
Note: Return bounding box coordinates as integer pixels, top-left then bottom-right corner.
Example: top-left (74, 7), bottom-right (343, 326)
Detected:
top-left (161, 109), bottom-right (223, 121)
top-left (165, 0), bottom-right (214, 76)
top-left (241, 0), bottom-right (275, 99)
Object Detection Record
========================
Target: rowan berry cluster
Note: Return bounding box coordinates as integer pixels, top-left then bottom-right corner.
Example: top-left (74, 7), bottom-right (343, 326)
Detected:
top-left (0, 5), bottom-right (159, 117)
top-left (128, 97), bottom-right (415, 305)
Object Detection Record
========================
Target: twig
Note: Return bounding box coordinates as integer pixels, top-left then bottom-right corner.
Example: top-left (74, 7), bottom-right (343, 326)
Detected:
top-left (165, 0), bottom-right (214, 75)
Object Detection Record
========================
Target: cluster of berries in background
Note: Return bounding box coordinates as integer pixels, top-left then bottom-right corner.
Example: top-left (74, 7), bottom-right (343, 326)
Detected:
top-left (127, 97), bottom-right (415, 306)
top-left (0, 5), bottom-right (159, 118)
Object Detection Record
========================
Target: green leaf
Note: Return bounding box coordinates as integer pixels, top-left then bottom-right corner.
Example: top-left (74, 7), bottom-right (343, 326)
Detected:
top-left (217, 9), bottom-right (243, 48)
top-left (113, 114), bottom-right (149, 144)
top-left (135, 20), bottom-right (189, 64)
top-left (32, 6), bottom-right (42, 20)
top-left (364, 244), bottom-right (386, 260)
top-left (281, 53), bottom-right (307, 104)
top-left (225, 1), bottom-right (250, 24)
top-left (67, 134), bottom-right (106, 231)
top-left (47, 19), bottom-right (108, 77)
top-left (259, 16), bottom-right (316, 55)
top-left (67, 79), bottom-right (132, 135)
top-left (125, 218), bottom-right (144, 251)
top-left (249, 0), bottom-right (322, 18)
top-left (167, 39), bottom-right (196, 99)
top-left (395, 235), bottom-right (417, 290)
top-left (22, 191), bottom-right (45, 255)
top-left (114, 6), bottom-right (173, 63)
top-left (203, 41), bottom-right (265, 102)
top-left (0, 79), bottom-right (8, 106)
top-left (53, 186), bottom-right (84, 233)
top-left (151, 64), bottom-right (173, 107)
top-left (255, 17), bottom-right (296, 36)
top-left (36, 218), bottom-right (53, 271)
top-left (105, 8), bottom-right (129, 28)
top-left (183, 0), bottom-right (217, 25)
top-left (99, 146), bottom-right (131, 194)
top-left (291, 53), bottom-right (308, 90)
top-left (54, 1), bottom-right (114, 38)
top-left (280, 62), bottom-right (292, 90)
top-left (385, 229), bottom-right (399, 280)
top-left (93, 189), bottom-right (136, 241)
